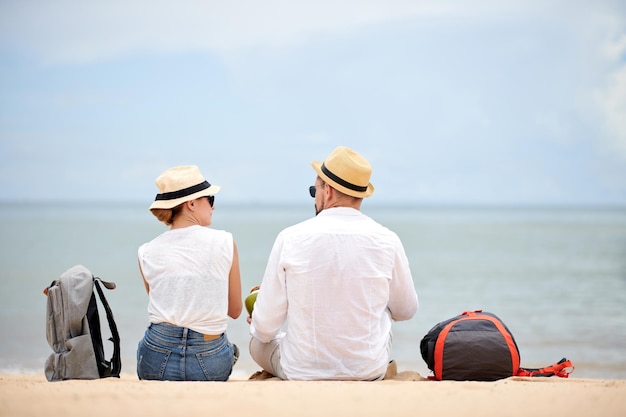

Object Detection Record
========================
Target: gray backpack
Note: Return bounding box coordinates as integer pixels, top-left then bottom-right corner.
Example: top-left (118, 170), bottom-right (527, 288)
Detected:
top-left (44, 265), bottom-right (121, 381)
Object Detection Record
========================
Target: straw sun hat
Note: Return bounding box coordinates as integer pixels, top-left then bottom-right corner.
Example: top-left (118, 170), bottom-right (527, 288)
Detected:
top-left (149, 165), bottom-right (220, 210)
top-left (311, 146), bottom-right (375, 198)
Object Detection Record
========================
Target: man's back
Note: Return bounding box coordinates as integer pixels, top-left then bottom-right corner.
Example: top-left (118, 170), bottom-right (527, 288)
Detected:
top-left (252, 207), bottom-right (418, 380)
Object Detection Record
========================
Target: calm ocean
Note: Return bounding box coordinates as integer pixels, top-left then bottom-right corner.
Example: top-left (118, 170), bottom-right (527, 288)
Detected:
top-left (1, 202), bottom-right (625, 379)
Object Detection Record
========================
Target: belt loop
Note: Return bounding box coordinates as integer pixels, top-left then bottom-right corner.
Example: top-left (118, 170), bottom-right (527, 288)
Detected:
top-left (182, 327), bottom-right (188, 342)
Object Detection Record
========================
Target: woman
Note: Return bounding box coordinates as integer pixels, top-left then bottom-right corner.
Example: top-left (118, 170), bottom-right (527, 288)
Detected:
top-left (137, 165), bottom-right (243, 381)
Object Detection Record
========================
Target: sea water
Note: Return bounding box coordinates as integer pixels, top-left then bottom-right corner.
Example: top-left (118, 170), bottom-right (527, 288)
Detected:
top-left (1, 202), bottom-right (625, 379)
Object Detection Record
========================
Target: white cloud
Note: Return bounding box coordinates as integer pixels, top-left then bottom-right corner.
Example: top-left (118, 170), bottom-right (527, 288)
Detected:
top-left (0, 0), bottom-right (587, 65)
top-left (597, 65), bottom-right (626, 156)
top-left (594, 29), bottom-right (626, 157)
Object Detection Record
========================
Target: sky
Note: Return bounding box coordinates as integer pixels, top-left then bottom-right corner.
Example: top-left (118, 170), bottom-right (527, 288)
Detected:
top-left (1, 0), bottom-right (625, 206)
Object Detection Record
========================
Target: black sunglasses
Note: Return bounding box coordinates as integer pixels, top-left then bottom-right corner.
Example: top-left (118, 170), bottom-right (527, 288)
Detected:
top-left (207, 195), bottom-right (215, 207)
top-left (309, 185), bottom-right (316, 198)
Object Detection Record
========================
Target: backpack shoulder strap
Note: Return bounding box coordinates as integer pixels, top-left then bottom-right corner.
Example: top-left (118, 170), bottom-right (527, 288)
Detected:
top-left (516, 358), bottom-right (574, 378)
top-left (93, 278), bottom-right (122, 377)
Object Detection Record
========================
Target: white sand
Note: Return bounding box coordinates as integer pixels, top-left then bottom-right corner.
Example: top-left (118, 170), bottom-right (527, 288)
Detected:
top-left (1, 371), bottom-right (625, 417)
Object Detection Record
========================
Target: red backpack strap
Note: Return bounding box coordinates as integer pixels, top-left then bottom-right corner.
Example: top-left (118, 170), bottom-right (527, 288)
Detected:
top-left (516, 358), bottom-right (574, 378)
top-left (460, 309), bottom-right (483, 316)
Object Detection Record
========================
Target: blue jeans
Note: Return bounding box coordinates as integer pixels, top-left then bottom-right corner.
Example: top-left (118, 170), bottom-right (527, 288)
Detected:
top-left (137, 323), bottom-right (237, 381)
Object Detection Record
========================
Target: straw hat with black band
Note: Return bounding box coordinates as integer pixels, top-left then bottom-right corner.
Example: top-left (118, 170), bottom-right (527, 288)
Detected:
top-left (311, 146), bottom-right (375, 198)
top-left (149, 165), bottom-right (220, 210)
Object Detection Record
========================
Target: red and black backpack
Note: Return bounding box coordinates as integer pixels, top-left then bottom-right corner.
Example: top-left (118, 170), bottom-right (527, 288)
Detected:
top-left (420, 310), bottom-right (573, 381)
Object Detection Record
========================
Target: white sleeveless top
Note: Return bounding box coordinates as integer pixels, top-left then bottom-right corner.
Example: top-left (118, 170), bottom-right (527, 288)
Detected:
top-left (138, 225), bottom-right (234, 335)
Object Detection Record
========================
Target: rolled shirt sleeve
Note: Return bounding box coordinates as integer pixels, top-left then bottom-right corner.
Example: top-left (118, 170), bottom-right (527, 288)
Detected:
top-left (250, 236), bottom-right (288, 343)
top-left (387, 234), bottom-right (418, 321)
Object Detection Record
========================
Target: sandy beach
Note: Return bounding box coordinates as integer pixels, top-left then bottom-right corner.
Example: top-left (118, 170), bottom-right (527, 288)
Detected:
top-left (2, 370), bottom-right (625, 417)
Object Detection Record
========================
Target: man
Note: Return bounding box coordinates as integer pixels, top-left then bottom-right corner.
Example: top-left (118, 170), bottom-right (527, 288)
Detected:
top-left (249, 146), bottom-right (418, 380)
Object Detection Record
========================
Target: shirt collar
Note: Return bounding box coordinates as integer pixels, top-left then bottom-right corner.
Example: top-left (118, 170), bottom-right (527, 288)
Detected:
top-left (317, 207), bottom-right (362, 217)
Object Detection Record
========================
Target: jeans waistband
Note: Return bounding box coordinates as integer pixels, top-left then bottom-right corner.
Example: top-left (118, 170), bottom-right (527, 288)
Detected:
top-left (150, 322), bottom-right (223, 340)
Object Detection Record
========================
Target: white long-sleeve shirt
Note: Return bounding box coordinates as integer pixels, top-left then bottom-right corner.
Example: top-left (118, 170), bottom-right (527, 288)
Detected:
top-left (250, 207), bottom-right (418, 380)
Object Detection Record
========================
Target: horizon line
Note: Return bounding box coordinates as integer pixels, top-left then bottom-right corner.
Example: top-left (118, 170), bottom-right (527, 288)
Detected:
top-left (1, 198), bottom-right (625, 210)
